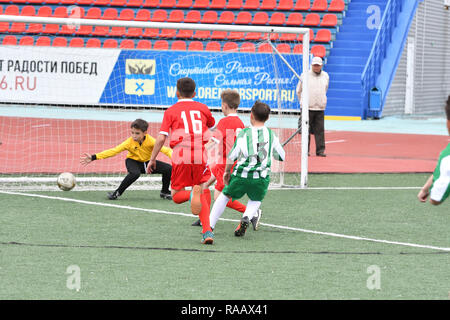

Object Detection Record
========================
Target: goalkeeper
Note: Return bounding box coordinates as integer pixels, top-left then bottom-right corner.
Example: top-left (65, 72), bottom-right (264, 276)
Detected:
top-left (209, 101), bottom-right (285, 236)
top-left (80, 119), bottom-right (173, 200)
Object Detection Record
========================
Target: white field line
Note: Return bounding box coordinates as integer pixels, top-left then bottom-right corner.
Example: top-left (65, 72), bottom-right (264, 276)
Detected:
top-left (1, 190), bottom-right (449, 252)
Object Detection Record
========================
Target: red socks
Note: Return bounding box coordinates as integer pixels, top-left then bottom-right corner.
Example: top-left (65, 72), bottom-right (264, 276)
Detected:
top-left (200, 189), bottom-right (212, 233)
top-left (172, 190), bottom-right (190, 204)
top-left (227, 199), bottom-right (246, 213)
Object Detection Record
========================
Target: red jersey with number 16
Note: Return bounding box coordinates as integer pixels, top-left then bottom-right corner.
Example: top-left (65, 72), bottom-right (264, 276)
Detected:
top-left (159, 99), bottom-right (215, 164)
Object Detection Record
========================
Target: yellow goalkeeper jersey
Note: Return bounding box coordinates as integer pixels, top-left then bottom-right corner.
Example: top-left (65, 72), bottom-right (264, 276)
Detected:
top-left (95, 134), bottom-right (172, 162)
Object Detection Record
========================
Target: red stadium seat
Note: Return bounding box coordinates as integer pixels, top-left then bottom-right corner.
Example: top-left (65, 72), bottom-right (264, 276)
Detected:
top-left (135, 9), bottom-right (151, 21)
top-left (303, 13), bottom-right (320, 26)
top-left (127, 0), bottom-right (143, 6)
top-left (77, 0), bottom-right (94, 4)
top-left (120, 39), bottom-right (135, 49)
top-left (311, 0), bottom-right (328, 11)
top-left (159, 29), bottom-right (176, 38)
top-left (52, 37), bottom-right (68, 47)
top-left (320, 14), bottom-right (338, 27)
top-left (276, 43), bottom-right (291, 53)
top-left (94, 0), bottom-right (110, 5)
top-left (252, 12), bottom-right (269, 25)
top-left (142, 0), bottom-right (159, 7)
top-left (153, 40), bottom-right (169, 50)
top-left (85, 7), bottom-right (102, 19)
top-left (37, 6), bottom-right (52, 17)
top-left (9, 23), bottom-right (26, 33)
top-left (151, 9), bottom-right (167, 22)
top-left (103, 39), bottom-right (118, 48)
top-left (193, 0), bottom-right (209, 8)
top-left (118, 9), bottom-right (135, 20)
top-left (137, 39), bottom-right (152, 49)
top-left (223, 42), bottom-right (238, 52)
top-left (294, 0), bottom-right (310, 10)
top-left (244, 32), bottom-right (262, 41)
top-left (226, 0), bottom-right (242, 9)
top-left (280, 33), bottom-right (296, 41)
top-left (293, 44), bottom-right (303, 54)
top-left (143, 28), bottom-right (159, 37)
top-left (43, 24), bottom-right (60, 34)
top-left (243, 0), bottom-right (259, 9)
top-left (211, 30), bottom-right (227, 40)
top-left (53, 6), bottom-right (68, 18)
top-left (286, 12), bottom-right (303, 26)
top-left (328, 0), bottom-right (345, 12)
top-left (177, 29), bottom-right (194, 38)
top-left (68, 6), bottom-right (85, 19)
top-left (86, 38), bottom-right (101, 47)
top-left (171, 40), bottom-right (187, 51)
top-left (175, 0), bottom-right (192, 8)
top-left (269, 12), bottom-right (285, 26)
top-left (126, 27), bottom-right (143, 37)
top-left (218, 11), bottom-right (234, 24)
top-left (258, 43), bottom-right (272, 53)
top-left (167, 10), bottom-right (184, 22)
top-left (311, 45), bottom-right (326, 57)
top-left (0, 22), bottom-right (8, 33)
top-left (110, 0), bottom-right (127, 6)
top-left (314, 29), bottom-right (331, 42)
top-left (210, 0), bottom-right (225, 9)
top-left (188, 41), bottom-right (203, 51)
top-left (61, 0), bottom-right (77, 4)
top-left (240, 42), bottom-right (255, 52)
top-left (2, 35), bottom-right (17, 45)
top-left (185, 10), bottom-right (201, 23)
top-left (159, 0), bottom-right (175, 7)
top-left (28, 0), bottom-right (47, 3)
top-left (69, 38), bottom-right (85, 47)
top-left (59, 24), bottom-right (76, 35)
top-left (20, 6), bottom-right (36, 16)
top-left (193, 30), bottom-right (210, 39)
top-left (5, 5), bottom-right (20, 15)
top-left (92, 26), bottom-right (110, 36)
top-left (44, 0), bottom-right (60, 4)
top-left (227, 31), bottom-right (244, 39)
top-left (102, 8), bottom-right (118, 20)
top-left (201, 11), bottom-right (218, 23)
top-left (75, 25), bottom-right (93, 36)
top-left (277, 0), bottom-right (293, 10)
top-left (36, 36), bottom-right (51, 46)
top-left (27, 23), bottom-right (44, 34)
top-left (109, 27), bottom-right (126, 36)
top-left (260, 0), bottom-right (276, 10)
top-left (235, 12), bottom-right (252, 25)
top-left (19, 36), bottom-right (34, 46)
top-left (205, 41), bottom-right (220, 51)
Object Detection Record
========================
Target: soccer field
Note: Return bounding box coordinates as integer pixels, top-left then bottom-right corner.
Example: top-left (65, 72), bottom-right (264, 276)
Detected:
top-left (1, 173), bottom-right (449, 300)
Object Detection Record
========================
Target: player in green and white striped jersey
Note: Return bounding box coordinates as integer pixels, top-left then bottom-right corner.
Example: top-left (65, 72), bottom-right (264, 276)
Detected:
top-left (418, 96), bottom-right (450, 205)
top-left (209, 101), bottom-right (285, 237)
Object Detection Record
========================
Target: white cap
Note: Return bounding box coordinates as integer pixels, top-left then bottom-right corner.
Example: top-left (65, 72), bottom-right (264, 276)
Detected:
top-left (312, 57), bottom-right (323, 65)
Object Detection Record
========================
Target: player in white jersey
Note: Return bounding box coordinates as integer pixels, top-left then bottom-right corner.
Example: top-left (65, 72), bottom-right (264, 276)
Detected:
top-left (209, 101), bottom-right (285, 237)
top-left (418, 96), bottom-right (450, 205)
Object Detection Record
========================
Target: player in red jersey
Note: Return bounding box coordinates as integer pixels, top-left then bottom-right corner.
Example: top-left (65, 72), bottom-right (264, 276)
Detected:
top-left (192, 90), bottom-right (255, 229)
top-left (149, 77), bottom-right (216, 244)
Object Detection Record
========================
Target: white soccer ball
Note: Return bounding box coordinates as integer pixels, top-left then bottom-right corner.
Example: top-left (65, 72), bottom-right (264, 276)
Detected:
top-left (57, 172), bottom-right (76, 191)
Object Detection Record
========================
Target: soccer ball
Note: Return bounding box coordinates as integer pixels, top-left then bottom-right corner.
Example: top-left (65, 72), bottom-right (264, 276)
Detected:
top-left (57, 172), bottom-right (76, 191)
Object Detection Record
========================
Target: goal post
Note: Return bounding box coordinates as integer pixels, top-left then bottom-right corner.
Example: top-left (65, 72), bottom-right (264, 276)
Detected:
top-left (0, 15), bottom-right (310, 191)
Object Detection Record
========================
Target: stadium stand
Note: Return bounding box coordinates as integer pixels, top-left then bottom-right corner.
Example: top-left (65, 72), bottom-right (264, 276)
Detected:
top-left (0, 0), bottom-right (341, 56)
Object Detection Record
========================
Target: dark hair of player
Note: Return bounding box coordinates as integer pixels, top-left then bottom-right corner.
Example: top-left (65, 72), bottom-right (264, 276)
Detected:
top-left (251, 101), bottom-right (271, 122)
top-left (131, 119), bottom-right (148, 132)
top-left (177, 77), bottom-right (196, 98)
top-left (221, 89), bottom-right (241, 109)
top-left (446, 95), bottom-right (450, 120)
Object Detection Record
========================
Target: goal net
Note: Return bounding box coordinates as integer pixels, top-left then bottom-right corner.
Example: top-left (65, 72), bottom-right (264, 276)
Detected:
top-left (0, 16), bottom-right (311, 192)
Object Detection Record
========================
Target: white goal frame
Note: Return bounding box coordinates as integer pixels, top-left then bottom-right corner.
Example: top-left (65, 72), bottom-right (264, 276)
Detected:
top-left (0, 15), bottom-right (310, 189)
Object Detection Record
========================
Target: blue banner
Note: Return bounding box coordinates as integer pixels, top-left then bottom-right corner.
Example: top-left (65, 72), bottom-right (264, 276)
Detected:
top-left (99, 50), bottom-right (304, 111)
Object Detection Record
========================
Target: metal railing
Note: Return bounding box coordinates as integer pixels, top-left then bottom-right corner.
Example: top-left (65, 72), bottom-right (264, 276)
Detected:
top-left (361, 0), bottom-right (403, 118)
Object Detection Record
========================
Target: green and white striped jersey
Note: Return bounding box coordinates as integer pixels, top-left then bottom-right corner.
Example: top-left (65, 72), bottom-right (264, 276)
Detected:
top-left (430, 143), bottom-right (450, 203)
top-left (227, 126), bottom-right (285, 179)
